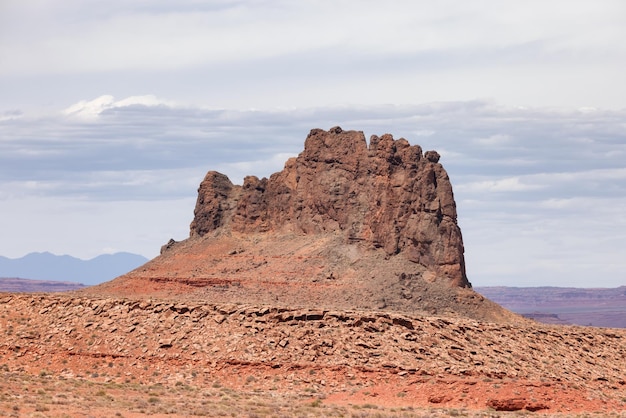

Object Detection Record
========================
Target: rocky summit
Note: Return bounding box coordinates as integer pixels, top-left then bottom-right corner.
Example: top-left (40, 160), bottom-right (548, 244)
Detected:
top-left (97, 127), bottom-right (514, 323)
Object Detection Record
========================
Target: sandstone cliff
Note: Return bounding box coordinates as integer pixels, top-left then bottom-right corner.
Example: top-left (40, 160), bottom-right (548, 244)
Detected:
top-left (190, 126), bottom-right (469, 288)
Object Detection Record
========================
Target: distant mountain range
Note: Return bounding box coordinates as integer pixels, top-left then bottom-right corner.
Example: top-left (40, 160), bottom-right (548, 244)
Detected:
top-left (0, 252), bottom-right (149, 286)
top-left (0, 277), bottom-right (86, 293)
top-left (475, 286), bottom-right (626, 328)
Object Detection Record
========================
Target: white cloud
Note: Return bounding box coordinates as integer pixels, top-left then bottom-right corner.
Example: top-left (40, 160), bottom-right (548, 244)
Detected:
top-left (474, 134), bottom-right (512, 146)
top-left (0, 110), bottom-right (22, 121)
top-left (9, 1), bottom-right (613, 75)
top-left (215, 152), bottom-right (299, 185)
top-left (461, 196), bottom-right (626, 287)
top-left (457, 177), bottom-right (543, 193)
top-left (63, 95), bottom-right (115, 119)
top-left (457, 168), bottom-right (626, 197)
top-left (539, 198), bottom-right (578, 210)
top-left (1, 1), bottom-right (626, 110)
top-left (63, 94), bottom-right (174, 119)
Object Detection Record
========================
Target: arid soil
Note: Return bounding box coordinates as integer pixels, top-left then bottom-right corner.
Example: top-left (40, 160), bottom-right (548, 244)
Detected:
top-left (1, 292), bottom-right (625, 417)
top-left (100, 231), bottom-right (518, 325)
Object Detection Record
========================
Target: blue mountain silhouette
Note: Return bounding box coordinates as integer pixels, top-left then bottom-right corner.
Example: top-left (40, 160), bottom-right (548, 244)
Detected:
top-left (0, 252), bottom-right (148, 285)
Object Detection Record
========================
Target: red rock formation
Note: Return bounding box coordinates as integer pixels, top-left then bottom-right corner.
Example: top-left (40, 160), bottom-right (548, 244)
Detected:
top-left (189, 171), bottom-right (239, 236)
top-left (190, 127), bottom-right (469, 288)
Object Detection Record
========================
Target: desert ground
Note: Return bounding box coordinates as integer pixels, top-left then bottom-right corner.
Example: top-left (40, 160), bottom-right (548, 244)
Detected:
top-left (1, 292), bottom-right (625, 417)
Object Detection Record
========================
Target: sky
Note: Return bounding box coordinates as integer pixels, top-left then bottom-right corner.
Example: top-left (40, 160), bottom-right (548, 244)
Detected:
top-left (1, 0), bottom-right (625, 287)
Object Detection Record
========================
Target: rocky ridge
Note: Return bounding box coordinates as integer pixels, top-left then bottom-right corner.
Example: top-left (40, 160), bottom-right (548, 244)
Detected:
top-left (4, 293), bottom-right (623, 383)
top-left (1, 292), bottom-right (625, 414)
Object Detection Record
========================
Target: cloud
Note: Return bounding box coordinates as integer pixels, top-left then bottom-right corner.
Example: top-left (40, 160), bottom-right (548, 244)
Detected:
top-left (461, 196), bottom-right (626, 287)
top-left (457, 168), bottom-right (626, 200)
top-left (1, 1), bottom-right (625, 110)
top-left (0, 109), bottom-right (22, 121)
top-left (4, 1), bottom-right (620, 76)
top-left (473, 134), bottom-right (512, 146)
top-left (458, 177), bottom-right (544, 193)
top-left (3, 96), bottom-right (625, 198)
top-left (63, 95), bottom-right (174, 119)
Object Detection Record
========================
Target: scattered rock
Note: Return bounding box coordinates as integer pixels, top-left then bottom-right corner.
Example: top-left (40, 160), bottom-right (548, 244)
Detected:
top-left (428, 394), bottom-right (452, 404)
top-left (486, 398), bottom-right (526, 411)
top-left (158, 339), bottom-right (173, 348)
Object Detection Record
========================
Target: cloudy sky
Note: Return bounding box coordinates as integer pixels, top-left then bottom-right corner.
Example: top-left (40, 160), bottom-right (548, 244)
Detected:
top-left (1, 1), bottom-right (625, 287)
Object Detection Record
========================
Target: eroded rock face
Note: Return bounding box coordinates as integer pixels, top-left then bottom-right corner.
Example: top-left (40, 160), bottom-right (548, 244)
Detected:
top-left (189, 171), bottom-right (239, 236)
top-left (190, 127), bottom-right (470, 288)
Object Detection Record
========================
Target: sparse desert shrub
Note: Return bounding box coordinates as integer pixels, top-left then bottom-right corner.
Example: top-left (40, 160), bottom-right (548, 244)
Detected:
top-left (35, 404), bottom-right (50, 412)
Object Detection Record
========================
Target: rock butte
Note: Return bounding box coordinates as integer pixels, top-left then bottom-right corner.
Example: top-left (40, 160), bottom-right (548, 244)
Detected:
top-left (98, 127), bottom-right (516, 323)
top-left (191, 126), bottom-right (467, 288)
